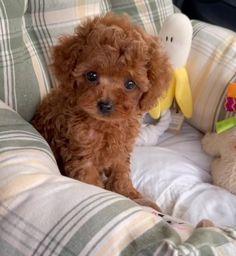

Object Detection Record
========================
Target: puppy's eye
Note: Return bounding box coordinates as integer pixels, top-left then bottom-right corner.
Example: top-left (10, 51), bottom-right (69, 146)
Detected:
top-left (86, 71), bottom-right (99, 82)
top-left (124, 80), bottom-right (137, 91)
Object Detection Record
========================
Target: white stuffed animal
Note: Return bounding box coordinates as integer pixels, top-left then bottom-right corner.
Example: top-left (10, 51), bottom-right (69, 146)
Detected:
top-left (137, 13), bottom-right (193, 146)
top-left (149, 13), bottom-right (193, 120)
top-left (201, 128), bottom-right (236, 194)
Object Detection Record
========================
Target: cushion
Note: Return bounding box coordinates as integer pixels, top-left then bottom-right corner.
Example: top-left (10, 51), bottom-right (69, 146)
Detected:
top-left (0, 0), bottom-right (173, 122)
top-left (187, 20), bottom-right (236, 132)
top-left (106, 0), bottom-right (174, 34)
top-left (133, 123), bottom-right (236, 227)
top-left (1, 99), bottom-right (236, 255)
top-left (0, 0), bottom-right (103, 121)
top-left (0, 0), bottom-right (50, 121)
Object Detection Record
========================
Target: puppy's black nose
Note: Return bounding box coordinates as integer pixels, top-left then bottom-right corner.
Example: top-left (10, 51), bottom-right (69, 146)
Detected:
top-left (97, 101), bottom-right (114, 114)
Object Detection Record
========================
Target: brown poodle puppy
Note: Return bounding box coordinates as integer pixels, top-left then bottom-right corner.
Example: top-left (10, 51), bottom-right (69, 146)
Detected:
top-left (32, 13), bottom-right (172, 210)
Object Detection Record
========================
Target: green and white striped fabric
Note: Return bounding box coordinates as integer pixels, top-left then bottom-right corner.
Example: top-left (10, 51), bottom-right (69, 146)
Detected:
top-left (103, 0), bottom-right (174, 34)
top-left (0, 0), bottom-right (173, 122)
top-left (0, 0), bottom-right (102, 121)
top-left (187, 20), bottom-right (236, 132)
top-left (1, 99), bottom-right (236, 256)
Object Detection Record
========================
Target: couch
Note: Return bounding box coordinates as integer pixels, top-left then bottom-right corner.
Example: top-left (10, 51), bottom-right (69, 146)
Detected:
top-left (1, 0), bottom-right (236, 255)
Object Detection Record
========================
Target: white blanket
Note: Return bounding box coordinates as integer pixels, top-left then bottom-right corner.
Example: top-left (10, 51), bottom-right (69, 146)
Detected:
top-left (131, 123), bottom-right (236, 227)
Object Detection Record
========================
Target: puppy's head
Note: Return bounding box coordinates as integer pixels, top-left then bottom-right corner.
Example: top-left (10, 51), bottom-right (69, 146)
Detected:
top-left (52, 13), bottom-right (172, 121)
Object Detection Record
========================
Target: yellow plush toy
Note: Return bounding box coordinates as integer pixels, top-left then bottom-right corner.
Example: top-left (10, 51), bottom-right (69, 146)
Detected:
top-left (149, 13), bottom-right (193, 119)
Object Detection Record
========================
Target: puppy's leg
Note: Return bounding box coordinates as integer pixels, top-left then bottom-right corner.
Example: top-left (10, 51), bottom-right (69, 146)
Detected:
top-left (105, 162), bottom-right (161, 211)
top-left (65, 158), bottom-right (103, 188)
top-left (105, 168), bottom-right (142, 199)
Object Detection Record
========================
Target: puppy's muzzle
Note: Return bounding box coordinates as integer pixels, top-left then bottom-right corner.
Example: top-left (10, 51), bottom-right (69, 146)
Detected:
top-left (97, 101), bottom-right (114, 114)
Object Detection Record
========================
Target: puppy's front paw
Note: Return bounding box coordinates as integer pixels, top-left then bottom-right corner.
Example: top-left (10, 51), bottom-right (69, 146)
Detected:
top-left (133, 198), bottom-right (162, 212)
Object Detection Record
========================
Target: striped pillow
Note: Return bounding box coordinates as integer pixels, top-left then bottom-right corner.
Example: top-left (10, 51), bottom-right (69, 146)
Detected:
top-left (0, 0), bottom-right (173, 122)
top-left (187, 20), bottom-right (236, 132)
top-left (104, 0), bottom-right (174, 34)
top-left (1, 99), bottom-right (236, 256)
top-left (0, 0), bottom-right (50, 121)
top-left (0, 0), bottom-right (103, 122)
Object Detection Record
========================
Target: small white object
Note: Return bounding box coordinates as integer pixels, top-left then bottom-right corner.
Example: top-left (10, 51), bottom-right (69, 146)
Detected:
top-left (159, 13), bottom-right (193, 69)
top-left (136, 110), bottom-right (172, 146)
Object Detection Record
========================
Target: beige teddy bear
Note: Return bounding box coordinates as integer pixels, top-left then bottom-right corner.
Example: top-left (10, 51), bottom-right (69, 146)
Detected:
top-left (201, 128), bottom-right (236, 194)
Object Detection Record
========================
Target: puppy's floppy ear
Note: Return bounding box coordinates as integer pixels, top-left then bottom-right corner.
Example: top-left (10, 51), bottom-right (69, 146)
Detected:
top-left (139, 37), bottom-right (173, 112)
top-left (52, 35), bottom-right (83, 86)
top-left (52, 16), bottom-right (100, 86)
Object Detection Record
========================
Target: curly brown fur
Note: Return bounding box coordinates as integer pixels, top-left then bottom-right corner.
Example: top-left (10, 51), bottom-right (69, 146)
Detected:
top-left (32, 13), bottom-right (172, 210)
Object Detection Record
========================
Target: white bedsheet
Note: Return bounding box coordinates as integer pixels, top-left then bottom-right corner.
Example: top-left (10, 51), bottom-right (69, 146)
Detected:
top-left (131, 123), bottom-right (236, 227)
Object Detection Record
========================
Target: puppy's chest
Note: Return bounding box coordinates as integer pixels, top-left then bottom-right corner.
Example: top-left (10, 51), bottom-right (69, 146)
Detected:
top-left (79, 123), bottom-right (136, 157)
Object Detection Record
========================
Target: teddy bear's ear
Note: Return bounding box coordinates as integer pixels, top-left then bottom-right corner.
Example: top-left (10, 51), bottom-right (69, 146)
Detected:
top-left (139, 37), bottom-right (173, 112)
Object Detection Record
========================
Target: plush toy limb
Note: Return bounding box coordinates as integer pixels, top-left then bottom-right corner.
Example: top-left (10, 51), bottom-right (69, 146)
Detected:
top-left (175, 67), bottom-right (193, 118)
top-left (211, 158), bottom-right (224, 186)
top-left (201, 133), bottom-right (221, 157)
top-left (211, 157), bottom-right (236, 194)
top-left (136, 110), bottom-right (171, 146)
